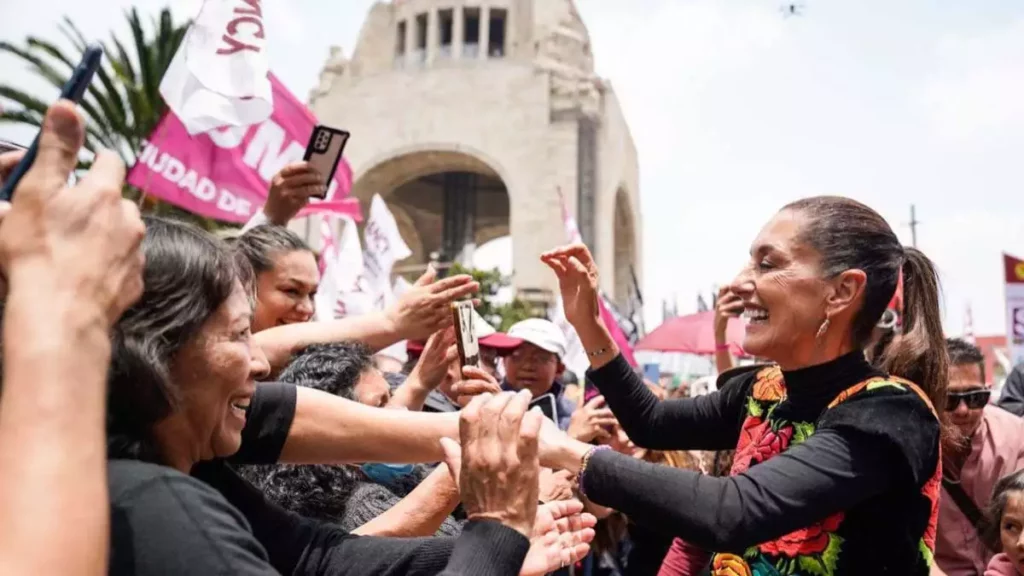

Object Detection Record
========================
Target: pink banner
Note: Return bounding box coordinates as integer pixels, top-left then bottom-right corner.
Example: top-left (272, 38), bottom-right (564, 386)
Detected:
top-left (128, 73), bottom-right (361, 224)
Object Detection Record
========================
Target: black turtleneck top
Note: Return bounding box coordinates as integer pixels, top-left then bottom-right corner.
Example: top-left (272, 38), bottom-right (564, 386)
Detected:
top-left (583, 352), bottom-right (941, 575)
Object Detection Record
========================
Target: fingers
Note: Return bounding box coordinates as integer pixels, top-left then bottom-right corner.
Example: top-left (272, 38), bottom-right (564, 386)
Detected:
top-left (25, 100), bottom-right (84, 197)
top-left (439, 437), bottom-right (462, 486)
top-left (499, 390), bottom-right (532, 456)
top-left (461, 365), bottom-right (496, 384)
top-left (566, 256), bottom-right (589, 276)
top-left (583, 395), bottom-right (605, 410)
top-left (590, 407), bottom-right (615, 420)
top-left (77, 149), bottom-right (126, 193)
top-left (0, 150), bottom-right (26, 177)
top-left (431, 277), bottom-right (480, 302)
top-left (541, 243), bottom-right (596, 269)
top-left (0, 201), bottom-right (11, 220)
top-left (450, 379), bottom-right (501, 399)
top-left (518, 408), bottom-right (543, 464)
top-left (458, 392), bottom-right (492, 448)
top-left (414, 264), bottom-right (437, 287)
top-left (540, 254), bottom-right (569, 277)
top-left (277, 161), bottom-right (315, 178)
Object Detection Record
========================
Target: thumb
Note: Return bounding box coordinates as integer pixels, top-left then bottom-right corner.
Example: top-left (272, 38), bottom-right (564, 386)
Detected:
top-left (414, 264), bottom-right (437, 287)
top-left (439, 437), bottom-right (462, 482)
top-left (26, 101), bottom-right (84, 198)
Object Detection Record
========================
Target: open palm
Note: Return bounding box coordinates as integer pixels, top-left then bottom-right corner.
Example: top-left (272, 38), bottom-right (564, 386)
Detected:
top-left (521, 500), bottom-right (596, 576)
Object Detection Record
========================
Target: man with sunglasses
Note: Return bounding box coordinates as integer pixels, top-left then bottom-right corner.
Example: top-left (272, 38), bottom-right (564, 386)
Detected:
top-left (934, 338), bottom-right (1024, 576)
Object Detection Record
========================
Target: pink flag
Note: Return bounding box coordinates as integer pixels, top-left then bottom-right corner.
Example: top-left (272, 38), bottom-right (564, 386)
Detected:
top-left (128, 73), bottom-right (360, 224)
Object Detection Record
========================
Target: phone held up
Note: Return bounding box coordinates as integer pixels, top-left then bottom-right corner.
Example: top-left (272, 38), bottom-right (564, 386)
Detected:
top-left (0, 43), bottom-right (104, 202)
top-left (529, 393), bottom-right (559, 424)
top-left (450, 300), bottom-right (480, 368)
top-left (302, 125), bottom-right (350, 199)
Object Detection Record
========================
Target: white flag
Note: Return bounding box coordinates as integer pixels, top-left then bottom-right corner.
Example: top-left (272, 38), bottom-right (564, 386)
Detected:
top-left (315, 214), bottom-right (373, 321)
top-left (362, 195), bottom-right (412, 310)
top-left (159, 0), bottom-right (273, 135)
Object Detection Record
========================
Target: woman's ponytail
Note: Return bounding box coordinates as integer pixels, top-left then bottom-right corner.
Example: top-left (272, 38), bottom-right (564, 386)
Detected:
top-left (873, 248), bottom-right (950, 436)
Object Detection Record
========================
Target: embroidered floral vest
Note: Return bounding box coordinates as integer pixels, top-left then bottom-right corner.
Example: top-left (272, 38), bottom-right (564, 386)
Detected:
top-left (710, 366), bottom-right (942, 576)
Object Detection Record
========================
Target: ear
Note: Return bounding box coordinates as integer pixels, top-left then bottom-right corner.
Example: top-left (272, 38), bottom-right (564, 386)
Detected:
top-left (826, 268), bottom-right (868, 318)
top-left (556, 362), bottom-right (566, 377)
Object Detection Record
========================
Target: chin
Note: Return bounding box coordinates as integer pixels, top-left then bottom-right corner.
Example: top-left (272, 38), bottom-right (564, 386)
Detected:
top-left (212, 430), bottom-right (244, 459)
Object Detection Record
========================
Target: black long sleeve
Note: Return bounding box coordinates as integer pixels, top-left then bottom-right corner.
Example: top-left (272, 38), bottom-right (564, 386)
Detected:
top-left (581, 386), bottom-right (940, 553)
top-left (586, 354), bottom-right (753, 451)
top-left (582, 428), bottom-right (890, 550)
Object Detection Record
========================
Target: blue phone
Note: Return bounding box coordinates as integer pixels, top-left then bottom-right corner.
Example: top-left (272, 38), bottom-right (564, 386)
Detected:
top-left (0, 43), bottom-right (104, 201)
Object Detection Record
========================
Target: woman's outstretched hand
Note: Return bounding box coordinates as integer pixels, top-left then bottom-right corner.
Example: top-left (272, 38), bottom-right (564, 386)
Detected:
top-left (540, 243), bottom-right (601, 330)
top-left (520, 500), bottom-right (596, 576)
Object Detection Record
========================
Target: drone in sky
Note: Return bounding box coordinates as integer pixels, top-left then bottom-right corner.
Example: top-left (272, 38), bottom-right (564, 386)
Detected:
top-left (780, 3), bottom-right (806, 17)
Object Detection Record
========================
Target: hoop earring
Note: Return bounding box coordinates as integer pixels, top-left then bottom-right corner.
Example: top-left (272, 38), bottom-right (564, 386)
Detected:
top-left (816, 318), bottom-right (830, 339)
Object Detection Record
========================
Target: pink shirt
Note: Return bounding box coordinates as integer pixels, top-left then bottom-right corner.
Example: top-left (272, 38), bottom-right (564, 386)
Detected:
top-left (935, 405), bottom-right (1024, 576)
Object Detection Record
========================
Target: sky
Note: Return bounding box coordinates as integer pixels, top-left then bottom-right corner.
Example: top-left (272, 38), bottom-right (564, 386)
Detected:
top-left (2, 0), bottom-right (1022, 337)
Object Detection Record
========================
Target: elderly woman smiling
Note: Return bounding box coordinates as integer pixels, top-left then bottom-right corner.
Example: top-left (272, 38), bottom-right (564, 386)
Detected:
top-left (539, 196), bottom-right (949, 575)
top-left (105, 216), bottom-right (593, 576)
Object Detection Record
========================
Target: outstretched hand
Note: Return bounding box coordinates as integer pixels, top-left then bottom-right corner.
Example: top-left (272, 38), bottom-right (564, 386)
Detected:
top-left (520, 500), bottom-right (596, 576)
top-left (540, 243), bottom-right (601, 329)
top-left (385, 266), bottom-right (479, 341)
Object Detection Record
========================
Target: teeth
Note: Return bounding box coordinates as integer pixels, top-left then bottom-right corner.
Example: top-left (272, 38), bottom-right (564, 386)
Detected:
top-left (743, 309), bottom-right (769, 321)
top-left (231, 402), bottom-right (249, 411)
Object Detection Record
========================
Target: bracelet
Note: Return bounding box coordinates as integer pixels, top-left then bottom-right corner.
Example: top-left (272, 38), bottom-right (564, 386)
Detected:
top-left (576, 445), bottom-right (612, 499)
top-left (587, 346), bottom-right (611, 357)
top-left (715, 343), bottom-right (731, 351)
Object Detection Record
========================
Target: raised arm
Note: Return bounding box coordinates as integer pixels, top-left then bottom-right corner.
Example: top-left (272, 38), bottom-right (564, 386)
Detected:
top-left (254, 270), bottom-right (478, 374)
top-left (541, 245), bottom-right (749, 451)
top-left (284, 386), bottom-right (460, 465)
top-left (0, 103), bottom-right (145, 575)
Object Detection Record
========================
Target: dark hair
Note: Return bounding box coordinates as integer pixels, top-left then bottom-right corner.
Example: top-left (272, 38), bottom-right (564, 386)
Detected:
top-left (946, 338), bottom-right (986, 383)
top-left (107, 216), bottom-right (253, 462)
top-left (784, 197), bottom-right (949, 418)
top-left (278, 342), bottom-right (374, 400)
top-left (234, 224), bottom-right (313, 274)
top-left (984, 469), bottom-right (1024, 545)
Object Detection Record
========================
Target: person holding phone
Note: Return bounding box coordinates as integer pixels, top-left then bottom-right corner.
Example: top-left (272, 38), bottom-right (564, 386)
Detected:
top-left (0, 100), bottom-right (145, 575)
top-left (500, 319), bottom-right (576, 430)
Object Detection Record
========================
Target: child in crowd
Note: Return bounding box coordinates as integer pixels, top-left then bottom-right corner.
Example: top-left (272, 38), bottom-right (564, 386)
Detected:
top-left (986, 469), bottom-right (1024, 576)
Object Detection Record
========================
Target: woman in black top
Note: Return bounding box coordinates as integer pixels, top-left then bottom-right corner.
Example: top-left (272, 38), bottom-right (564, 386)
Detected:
top-left (539, 196), bottom-right (948, 575)
top-left (104, 216), bottom-right (593, 576)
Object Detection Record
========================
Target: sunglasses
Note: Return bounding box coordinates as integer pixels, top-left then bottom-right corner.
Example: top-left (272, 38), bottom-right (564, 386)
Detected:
top-left (946, 389), bottom-right (990, 411)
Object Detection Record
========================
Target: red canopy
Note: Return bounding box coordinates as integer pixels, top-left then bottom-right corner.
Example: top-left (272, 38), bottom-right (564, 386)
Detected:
top-left (636, 311), bottom-right (747, 356)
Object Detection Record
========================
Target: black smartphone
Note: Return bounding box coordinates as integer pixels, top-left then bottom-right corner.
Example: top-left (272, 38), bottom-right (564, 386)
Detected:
top-left (451, 300), bottom-right (480, 368)
top-left (529, 393), bottom-right (559, 424)
top-left (0, 44), bottom-right (104, 201)
top-left (302, 125), bottom-right (350, 199)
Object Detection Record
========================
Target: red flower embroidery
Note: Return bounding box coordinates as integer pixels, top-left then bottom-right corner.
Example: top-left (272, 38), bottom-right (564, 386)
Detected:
top-left (730, 417), bottom-right (768, 475)
top-left (730, 417), bottom-right (794, 475)
top-left (753, 426), bottom-right (794, 462)
top-left (759, 512), bottom-right (844, 558)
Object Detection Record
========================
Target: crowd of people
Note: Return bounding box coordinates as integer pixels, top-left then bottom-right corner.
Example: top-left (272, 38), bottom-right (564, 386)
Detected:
top-left (2, 99), bottom-right (1024, 576)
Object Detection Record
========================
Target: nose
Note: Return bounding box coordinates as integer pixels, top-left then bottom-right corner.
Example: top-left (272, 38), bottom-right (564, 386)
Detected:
top-left (251, 343), bottom-right (271, 381)
top-left (730, 266), bottom-right (755, 298)
top-left (297, 296), bottom-right (314, 318)
top-left (952, 398), bottom-right (969, 415)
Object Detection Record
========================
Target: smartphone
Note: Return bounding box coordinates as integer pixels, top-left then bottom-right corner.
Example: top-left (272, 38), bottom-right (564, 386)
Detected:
top-left (0, 44), bottom-right (104, 201)
top-left (529, 393), bottom-right (559, 424)
top-left (450, 300), bottom-right (480, 368)
top-left (302, 125), bottom-right (350, 199)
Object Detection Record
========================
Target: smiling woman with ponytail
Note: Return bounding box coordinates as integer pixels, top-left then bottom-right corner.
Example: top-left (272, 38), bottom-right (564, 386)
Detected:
top-left (537, 196), bottom-right (947, 576)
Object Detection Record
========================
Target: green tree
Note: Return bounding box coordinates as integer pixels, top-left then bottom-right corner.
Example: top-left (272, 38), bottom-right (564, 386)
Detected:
top-left (449, 263), bottom-right (540, 332)
top-left (0, 8), bottom-right (219, 230)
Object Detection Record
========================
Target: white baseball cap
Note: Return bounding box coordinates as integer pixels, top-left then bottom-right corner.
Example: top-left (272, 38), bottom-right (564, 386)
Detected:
top-left (507, 319), bottom-right (568, 360)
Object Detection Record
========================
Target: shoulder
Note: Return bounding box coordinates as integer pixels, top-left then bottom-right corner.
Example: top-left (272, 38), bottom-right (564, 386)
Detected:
top-left (341, 482), bottom-right (403, 531)
top-left (984, 403), bottom-right (1024, 430)
top-left (108, 460), bottom-right (271, 574)
top-left (818, 379), bottom-right (940, 485)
